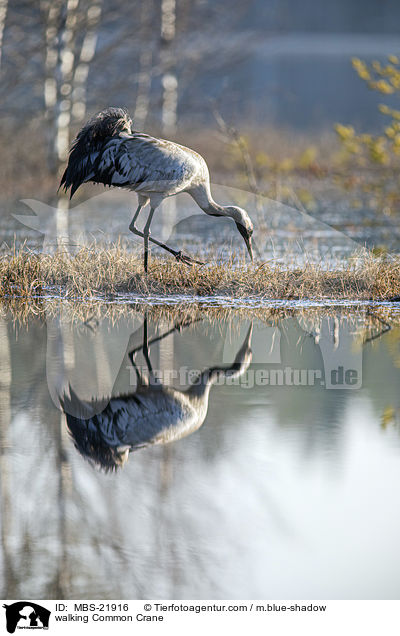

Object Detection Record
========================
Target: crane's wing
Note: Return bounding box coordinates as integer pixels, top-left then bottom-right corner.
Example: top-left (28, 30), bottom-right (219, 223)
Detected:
top-left (62, 387), bottom-right (197, 469)
top-left (60, 133), bottom-right (200, 198)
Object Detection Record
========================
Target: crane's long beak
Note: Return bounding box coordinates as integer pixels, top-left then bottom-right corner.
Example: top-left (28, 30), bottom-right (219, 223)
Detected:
top-left (236, 223), bottom-right (254, 262)
top-left (245, 235), bottom-right (254, 262)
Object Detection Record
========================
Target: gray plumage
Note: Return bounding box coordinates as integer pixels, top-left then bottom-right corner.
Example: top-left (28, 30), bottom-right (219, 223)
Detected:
top-left (60, 108), bottom-right (254, 269)
top-left (61, 324), bottom-right (253, 471)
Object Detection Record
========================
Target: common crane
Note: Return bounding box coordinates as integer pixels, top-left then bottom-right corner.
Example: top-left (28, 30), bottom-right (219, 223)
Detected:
top-left (60, 107), bottom-right (254, 272)
top-left (61, 317), bottom-right (253, 470)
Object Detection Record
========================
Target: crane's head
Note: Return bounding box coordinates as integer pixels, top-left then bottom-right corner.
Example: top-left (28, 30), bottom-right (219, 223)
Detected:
top-left (75, 107), bottom-right (133, 149)
top-left (224, 206), bottom-right (254, 262)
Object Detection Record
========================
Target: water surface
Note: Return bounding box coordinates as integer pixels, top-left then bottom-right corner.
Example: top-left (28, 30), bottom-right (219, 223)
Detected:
top-left (0, 305), bottom-right (400, 599)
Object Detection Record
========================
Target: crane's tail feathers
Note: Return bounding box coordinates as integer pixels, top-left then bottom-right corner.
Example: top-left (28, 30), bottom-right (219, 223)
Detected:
top-left (58, 165), bottom-right (86, 199)
top-left (57, 107), bottom-right (132, 198)
top-left (60, 386), bottom-right (130, 472)
top-left (66, 412), bottom-right (130, 472)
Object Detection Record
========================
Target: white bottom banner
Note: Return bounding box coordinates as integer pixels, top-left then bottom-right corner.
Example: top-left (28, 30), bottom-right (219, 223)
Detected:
top-left (0, 599), bottom-right (398, 635)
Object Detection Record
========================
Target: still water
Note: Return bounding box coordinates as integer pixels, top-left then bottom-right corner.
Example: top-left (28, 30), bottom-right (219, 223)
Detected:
top-left (1, 305), bottom-right (400, 599)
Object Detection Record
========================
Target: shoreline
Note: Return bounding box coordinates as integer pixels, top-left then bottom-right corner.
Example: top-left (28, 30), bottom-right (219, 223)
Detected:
top-left (1, 244), bottom-right (399, 304)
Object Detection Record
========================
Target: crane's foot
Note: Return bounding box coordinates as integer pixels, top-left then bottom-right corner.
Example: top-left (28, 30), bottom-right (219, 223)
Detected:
top-left (175, 250), bottom-right (204, 266)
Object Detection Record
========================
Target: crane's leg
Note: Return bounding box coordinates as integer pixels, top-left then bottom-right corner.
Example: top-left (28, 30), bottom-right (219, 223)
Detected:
top-left (129, 203), bottom-right (204, 267)
top-left (128, 314), bottom-right (202, 386)
top-left (129, 200), bottom-right (153, 273)
top-left (142, 207), bottom-right (155, 273)
top-left (129, 201), bottom-right (146, 232)
top-left (128, 317), bottom-right (202, 361)
top-left (142, 314), bottom-right (155, 379)
top-left (127, 314), bottom-right (155, 386)
top-left (129, 352), bottom-right (144, 385)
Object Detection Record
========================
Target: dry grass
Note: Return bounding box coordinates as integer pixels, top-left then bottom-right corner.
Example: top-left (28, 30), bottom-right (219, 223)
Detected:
top-left (0, 243), bottom-right (400, 303)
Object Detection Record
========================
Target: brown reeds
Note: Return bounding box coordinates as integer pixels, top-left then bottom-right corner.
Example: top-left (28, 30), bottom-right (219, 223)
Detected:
top-left (0, 243), bottom-right (399, 303)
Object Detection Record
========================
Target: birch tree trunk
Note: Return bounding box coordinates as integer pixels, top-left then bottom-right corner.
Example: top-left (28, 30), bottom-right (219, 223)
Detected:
top-left (160, 0), bottom-right (177, 136)
top-left (0, 0), bottom-right (8, 71)
top-left (42, 0), bottom-right (63, 174)
top-left (55, 0), bottom-right (79, 167)
top-left (133, 0), bottom-right (154, 130)
top-left (53, 0), bottom-right (81, 249)
top-left (71, 0), bottom-right (102, 123)
top-left (42, 0), bottom-right (103, 249)
top-left (160, 0), bottom-right (177, 240)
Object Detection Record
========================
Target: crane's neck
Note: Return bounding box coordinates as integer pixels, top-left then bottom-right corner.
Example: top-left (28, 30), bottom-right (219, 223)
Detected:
top-left (184, 369), bottom-right (226, 418)
top-left (186, 368), bottom-right (224, 400)
top-left (189, 183), bottom-right (229, 217)
top-left (186, 324), bottom-right (253, 405)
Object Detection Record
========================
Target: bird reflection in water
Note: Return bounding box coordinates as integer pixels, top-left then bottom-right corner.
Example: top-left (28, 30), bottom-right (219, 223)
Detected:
top-left (61, 318), bottom-right (253, 470)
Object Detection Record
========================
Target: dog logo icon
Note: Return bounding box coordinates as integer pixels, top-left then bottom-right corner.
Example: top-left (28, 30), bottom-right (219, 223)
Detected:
top-left (2, 602), bottom-right (50, 633)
